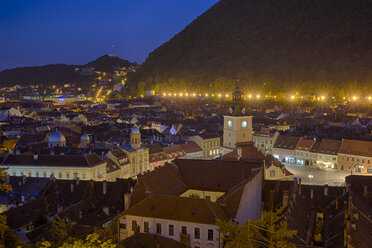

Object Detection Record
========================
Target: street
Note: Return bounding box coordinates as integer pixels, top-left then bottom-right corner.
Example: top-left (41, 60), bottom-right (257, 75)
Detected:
top-left (284, 164), bottom-right (369, 186)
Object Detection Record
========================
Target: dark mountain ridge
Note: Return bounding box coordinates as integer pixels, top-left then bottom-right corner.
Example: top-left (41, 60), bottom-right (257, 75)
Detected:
top-left (0, 55), bottom-right (135, 86)
top-left (130, 0), bottom-right (372, 93)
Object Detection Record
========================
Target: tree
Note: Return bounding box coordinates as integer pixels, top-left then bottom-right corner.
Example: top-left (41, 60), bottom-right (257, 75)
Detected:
top-left (217, 207), bottom-right (297, 248)
top-left (50, 217), bottom-right (76, 243)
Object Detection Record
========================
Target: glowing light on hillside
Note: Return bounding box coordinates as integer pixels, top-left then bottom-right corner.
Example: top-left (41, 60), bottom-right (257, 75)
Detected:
top-left (218, 94), bottom-right (222, 98)
top-left (256, 94), bottom-right (260, 99)
top-left (368, 96), bottom-right (372, 101)
top-left (225, 94), bottom-right (229, 98)
top-left (180, 93), bottom-right (183, 97)
top-left (186, 93), bottom-right (189, 97)
top-left (248, 94), bottom-right (252, 99)
top-left (291, 95), bottom-right (295, 100)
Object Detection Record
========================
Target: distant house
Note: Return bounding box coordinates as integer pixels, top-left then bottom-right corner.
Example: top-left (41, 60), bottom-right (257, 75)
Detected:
top-left (338, 139), bottom-right (372, 173)
top-left (253, 129), bottom-right (279, 155)
top-left (0, 107), bottom-right (21, 121)
top-left (272, 135), bottom-right (301, 164)
top-left (189, 132), bottom-right (220, 159)
top-left (310, 139), bottom-right (341, 169)
top-left (295, 138), bottom-right (316, 166)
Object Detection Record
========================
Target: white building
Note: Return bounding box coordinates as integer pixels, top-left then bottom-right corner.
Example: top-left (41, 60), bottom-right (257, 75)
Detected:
top-left (120, 159), bottom-right (263, 248)
top-left (253, 129), bottom-right (279, 155)
top-left (2, 153), bottom-right (107, 181)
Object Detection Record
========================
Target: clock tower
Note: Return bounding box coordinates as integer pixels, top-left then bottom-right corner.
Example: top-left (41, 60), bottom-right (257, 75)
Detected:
top-left (223, 84), bottom-right (253, 151)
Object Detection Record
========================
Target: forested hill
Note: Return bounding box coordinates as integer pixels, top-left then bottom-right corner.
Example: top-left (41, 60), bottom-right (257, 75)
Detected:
top-left (129, 0), bottom-right (372, 93)
top-left (0, 55), bottom-right (135, 86)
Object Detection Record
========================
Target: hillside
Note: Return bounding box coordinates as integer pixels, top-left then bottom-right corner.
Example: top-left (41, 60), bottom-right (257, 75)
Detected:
top-left (130, 0), bottom-right (372, 93)
top-left (0, 55), bottom-right (135, 86)
top-left (0, 64), bottom-right (90, 86)
top-left (85, 55), bottom-right (134, 72)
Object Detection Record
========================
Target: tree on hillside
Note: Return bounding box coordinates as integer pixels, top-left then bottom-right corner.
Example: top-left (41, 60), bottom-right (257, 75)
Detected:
top-left (217, 207), bottom-right (297, 248)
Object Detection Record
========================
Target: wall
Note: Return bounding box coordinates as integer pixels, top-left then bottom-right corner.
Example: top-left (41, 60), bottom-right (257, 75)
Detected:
top-left (120, 215), bottom-right (222, 248)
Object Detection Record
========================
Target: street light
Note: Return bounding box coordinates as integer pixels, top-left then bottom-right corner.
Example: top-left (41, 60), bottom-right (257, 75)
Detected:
top-left (308, 174), bottom-right (314, 183)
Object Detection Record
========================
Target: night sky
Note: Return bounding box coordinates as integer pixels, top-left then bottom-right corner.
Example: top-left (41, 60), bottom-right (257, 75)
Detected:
top-left (0, 0), bottom-right (218, 70)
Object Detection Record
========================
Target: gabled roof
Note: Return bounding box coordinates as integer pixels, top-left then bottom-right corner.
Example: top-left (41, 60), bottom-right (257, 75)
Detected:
top-left (295, 138), bottom-right (316, 151)
top-left (180, 142), bottom-right (202, 153)
top-left (274, 135), bottom-right (301, 150)
top-left (175, 159), bottom-right (256, 192)
top-left (125, 194), bottom-right (230, 225)
top-left (2, 153), bottom-right (105, 168)
top-left (339, 139), bottom-right (372, 157)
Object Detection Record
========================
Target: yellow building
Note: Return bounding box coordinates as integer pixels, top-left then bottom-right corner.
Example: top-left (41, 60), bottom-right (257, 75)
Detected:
top-left (119, 125), bottom-right (149, 178)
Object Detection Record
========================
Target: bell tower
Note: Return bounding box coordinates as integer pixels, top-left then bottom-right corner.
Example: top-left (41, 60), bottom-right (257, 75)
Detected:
top-left (130, 124), bottom-right (141, 149)
top-left (223, 84), bottom-right (253, 150)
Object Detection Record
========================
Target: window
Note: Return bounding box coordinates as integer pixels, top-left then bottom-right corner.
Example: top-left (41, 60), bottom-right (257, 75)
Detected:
top-left (182, 226), bottom-right (187, 235)
top-left (208, 229), bottom-right (214, 241)
top-left (144, 222), bottom-right (149, 233)
top-left (12, 172), bottom-right (16, 176)
top-left (59, 173), bottom-right (62, 178)
top-left (82, 173), bottom-right (86, 179)
top-left (205, 195), bottom-right (211, 201)
top-left (194, 228), bottom-right (200, 239)
top-left (119, 223), bottom-right (126, 230)
top-left (43, 172), bottom-right (46, 177)
top-left (73, 172), bottom-right (79, 179)
top-left (66, 172), bottom-right (70, 179)
top-left (270, 171), bottom-right (275, 177)
top-left (36, 172), bottom-right (39, 177)
top-left (169, 224), bottom-right (174, 236)
top-left (28, 172), bottom-right (32, 177)
top-left (156, 223), bottom-right (162, 234)
top-left (132, 220), bottom-right (137, 231)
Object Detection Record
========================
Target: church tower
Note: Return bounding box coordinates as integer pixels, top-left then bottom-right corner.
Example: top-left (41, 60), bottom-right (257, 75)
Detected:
top-left (223, 84), bottom-right (253, 151)
top-left (130, 124), bottom-right (141, 149)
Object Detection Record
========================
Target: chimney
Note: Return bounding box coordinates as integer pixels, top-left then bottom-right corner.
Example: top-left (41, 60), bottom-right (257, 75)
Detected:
top-left (364, 185), bottom-right (368, 198)
top-left (22, 175), bottom-right (26, 185)
top-left (103, 180), bottom-right (107, 195)
top-left (103, 206), bottom-right (109, 216)
top-left (70, 183), bottom-right (74, 193)
top-left (324, 184), bottom-right (328, 196)
top-left (124, 193), bottom-right (131, 210)
top-left (76, 177), bottom-right (80, 186)
top-left (33, 154), bottom-right (38, 160)
top-left (283, 190), bottom-right (289, 207)
top-left (310, 188), bottom-right (314, 200)
top-left (237, 146), bottom-right (242, 160)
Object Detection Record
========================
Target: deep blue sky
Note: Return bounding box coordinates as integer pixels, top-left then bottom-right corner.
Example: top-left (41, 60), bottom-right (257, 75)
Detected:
top-left (0, 0), bottom-right (218, 70)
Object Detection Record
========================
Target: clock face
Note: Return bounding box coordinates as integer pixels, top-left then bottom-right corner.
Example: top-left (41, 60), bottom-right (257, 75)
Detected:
top-left (228, 120), bottom-right (232, 127)
top-left (242, 121), bottom-right (247, 128)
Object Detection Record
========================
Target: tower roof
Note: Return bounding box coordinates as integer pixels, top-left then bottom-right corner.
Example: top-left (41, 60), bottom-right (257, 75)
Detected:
top-left (131, 124), bottom-right (140, 134)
